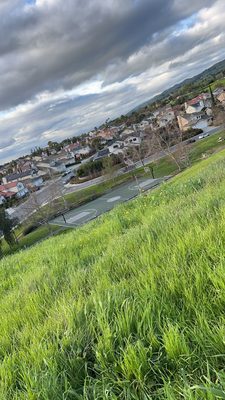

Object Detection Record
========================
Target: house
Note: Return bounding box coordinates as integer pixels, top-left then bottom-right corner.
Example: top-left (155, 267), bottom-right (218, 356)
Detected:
top-left (71, 145), bottom-right (91, 158)
top-left (97, 128), bottom-right (115, 141)
top-left (3, 169), bottom-right (38, 185)
top-left (217, 91), bottom-right (225, 104)
top-left (64, 142), bottom-right (80, 155)
top-left (213, 87), bottom-right (225, 97)
top-left (59, 157), bottom-right (76, 168)
top-left (138, 120), bottom-right (150, 129)
top-left (185, 95), bottom-right (211, 114)
top-left (177, 112), bottom-right (212, 132)
top-left (49, 160), bottom-right (67, 173)
top-left (124, 136), bottom-right (141, 146)
top-left (157, 109), bottom-right (176, 128)
top-left (120, 128), bottom-right (135, 139)
top-left (25, 176), bottom-right (44, 191)
top-left (108, 142), bottom-right (124, 155)
top-left (93, 148), bottom-right (110, 161)
top-left (0, 181), bottom-right (29, 199)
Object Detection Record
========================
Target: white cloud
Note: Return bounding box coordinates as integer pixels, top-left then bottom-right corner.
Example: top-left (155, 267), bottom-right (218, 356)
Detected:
top-left (0, 0), bottom-right (225, 164)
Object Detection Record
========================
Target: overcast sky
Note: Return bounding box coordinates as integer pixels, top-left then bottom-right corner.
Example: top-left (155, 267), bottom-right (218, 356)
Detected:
top-left (0, 0), bottom-right (225, 164)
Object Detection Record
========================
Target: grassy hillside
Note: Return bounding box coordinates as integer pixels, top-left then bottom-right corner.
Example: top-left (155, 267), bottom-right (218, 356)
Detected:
top-left (1, 150), bottom-right (225, 399)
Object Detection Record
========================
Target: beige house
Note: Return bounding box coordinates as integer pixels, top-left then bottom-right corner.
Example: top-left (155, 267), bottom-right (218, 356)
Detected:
top-left (217, 92), bottom-right (225, 104)
top-left (177, 113), bottom-right (210, 132)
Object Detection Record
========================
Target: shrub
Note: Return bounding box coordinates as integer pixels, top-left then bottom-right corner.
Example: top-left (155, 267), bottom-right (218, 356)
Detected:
top-left (23, 224), bottom-right (39, 236)
top-left (77, 159), bottom-right (103, 177)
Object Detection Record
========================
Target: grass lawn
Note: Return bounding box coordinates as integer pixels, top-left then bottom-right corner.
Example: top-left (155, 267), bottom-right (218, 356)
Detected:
top-left (0, 149), bottom-right (225, 398)
top-left (189, 131), bottom-right (225, 162)
top-left (1, 224), bottom-right (63, 257)
top-left (211, 78), bottom-right (225, 90)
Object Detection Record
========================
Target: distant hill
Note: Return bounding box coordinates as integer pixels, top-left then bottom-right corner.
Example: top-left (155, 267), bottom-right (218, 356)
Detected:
top-left (129, 58), bottom-right (225, 113)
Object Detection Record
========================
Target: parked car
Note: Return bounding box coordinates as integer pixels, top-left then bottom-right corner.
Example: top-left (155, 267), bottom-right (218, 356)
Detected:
top-left (199, 133), bottom-right (209, 139)
top-left (188, 138), bottom-right (196, 144)
top-left (62, 171), bottom-right (75, 184)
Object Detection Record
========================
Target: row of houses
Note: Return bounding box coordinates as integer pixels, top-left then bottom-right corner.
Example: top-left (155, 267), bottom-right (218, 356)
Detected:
top-left (177, 89), bottom-right (225, 132)
top-left (0, 167), bottom-right (47, 205)
top-left (82, 87), bottom-right (225, 164)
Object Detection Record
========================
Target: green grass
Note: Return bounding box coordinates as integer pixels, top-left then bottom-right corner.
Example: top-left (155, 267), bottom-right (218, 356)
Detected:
top-left (1, 224), bottom-right (63, 256)
top-left (189, 131), bottom-right (225, 162)
top-left (211, 78), bottom-right (225, 91)
top-left (0, 149), bottom-right (225, 398)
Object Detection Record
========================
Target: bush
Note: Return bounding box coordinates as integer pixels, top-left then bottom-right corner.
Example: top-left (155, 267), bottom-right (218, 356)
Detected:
top-left (23, 224), bottom-right (39, 236)
top-left (77, 159), bottom-right (103, 178)
top-left (185, 128), bottom-right (203, 139)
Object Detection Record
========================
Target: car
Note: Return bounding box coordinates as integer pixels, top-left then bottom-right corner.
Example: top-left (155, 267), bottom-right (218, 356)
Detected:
top-left (188, 138), bottom-right (196, 144)
top-left (198, 133), bottom-right (209, 139)
top-left (63, 172), bottom-right (75, 184)
top-left (218, 137), bottom-right (225, 143)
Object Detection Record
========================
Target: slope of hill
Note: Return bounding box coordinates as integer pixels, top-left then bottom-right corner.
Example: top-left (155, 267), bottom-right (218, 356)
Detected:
top-left (1, 149), bottom-right (225, 399)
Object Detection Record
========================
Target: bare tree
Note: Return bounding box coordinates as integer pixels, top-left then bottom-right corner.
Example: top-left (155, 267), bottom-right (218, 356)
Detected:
top-left (150, 124), bottom-right (190, 171)
top-left (124, 133), bottom-right (160, 179)
top-left (102, 155), bottom-right (116, 186)
top-left (23, 181), bottom-right (68, 231)
top-left (213, 105), bottom-right (225, 128)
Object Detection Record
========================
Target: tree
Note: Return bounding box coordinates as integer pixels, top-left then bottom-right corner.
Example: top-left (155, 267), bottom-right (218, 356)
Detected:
top-left (102, 156), bottom-right (115, 186)
top-left (102, 155), bottom-right (122, 185)
top-left (151, 126), bottom-right (190, 171)
top-left (77, 160), bottom-right (103, 178)
top-left (0, 209), bottom-right (18, 247)
top-left (22, 181), bottom-right (68, 232)
top-left (0, 238), bottom-right (3, 259)
top-left (91, 137), bottom-right (103, 151)
top-left (123, 134), bottom-right (160, 179)
top-left (47, 141), bottom-right (61, 152)
top-left (213, 105), bottom-right (225, 127)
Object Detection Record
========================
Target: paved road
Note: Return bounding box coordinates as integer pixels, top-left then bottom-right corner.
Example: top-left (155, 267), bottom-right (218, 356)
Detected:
top-left (11, 125), bottom-right (222, 222)
top-left (51, 177), bottom-right (168, 227)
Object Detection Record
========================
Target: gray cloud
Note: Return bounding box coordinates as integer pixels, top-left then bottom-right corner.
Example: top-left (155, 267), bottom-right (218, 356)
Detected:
top-left (0, 138), bottom-right (16, 150)
top-left (0, 0), bottom-right (225, 164)
top-left (0, 0), bottom-right (213, 109)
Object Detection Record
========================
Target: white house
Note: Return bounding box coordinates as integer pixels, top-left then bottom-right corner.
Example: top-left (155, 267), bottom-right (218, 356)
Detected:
top-left (157, 110), bottom-right (176, 128)
top-left (139, 120), bottom-right (150, 129)
top-left (74, 146), bottom-right (91, 157)
top-left (120, 128), bottom-right (135, 138)
top-left (124, 136), bottom-right (141, 146)
top-left (108, 141), bottom-right (124, 155)
top-left (0, 181), bottom-right (29, 199)
top-left (185, 95), bottom-right (211, 114)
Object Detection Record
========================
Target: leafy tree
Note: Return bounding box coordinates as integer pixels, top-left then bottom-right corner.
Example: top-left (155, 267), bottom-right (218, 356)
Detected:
top-left (77, 160), bottom-right (103, 178)
top-left (0, 238), bottom-right (2, 259)
top-left (91, 137), bottom-right (103, 151)
top-left (0, 209), bottom-right (18, 247)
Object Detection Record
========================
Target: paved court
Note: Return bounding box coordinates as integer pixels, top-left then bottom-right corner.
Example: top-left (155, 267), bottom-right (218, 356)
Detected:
top-left (51, 177), bottom-right (168, 227)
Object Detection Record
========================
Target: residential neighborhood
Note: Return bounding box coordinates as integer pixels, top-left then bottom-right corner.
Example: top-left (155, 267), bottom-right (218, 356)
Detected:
top-left (1, 82), bottom-right (225, 216)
